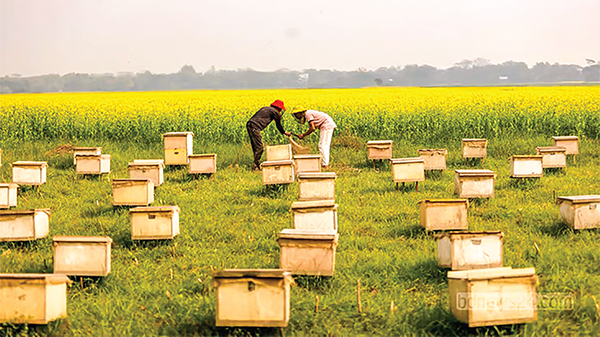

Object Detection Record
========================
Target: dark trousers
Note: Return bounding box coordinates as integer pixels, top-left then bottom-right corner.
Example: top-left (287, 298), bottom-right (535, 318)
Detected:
top-left (247, 124), bottom-right (263, 168)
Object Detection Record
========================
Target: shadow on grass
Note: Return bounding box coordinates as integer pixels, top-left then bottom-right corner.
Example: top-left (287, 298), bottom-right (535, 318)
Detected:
top-left (293, 275), bottom-right (333, 291)
top-left (399, 258), bottom-right (446, 284)
top-left (47, 154), bottom-right (74, 170)
top-left (506, 177), bottom-right (541, 190)
top-left (387, 223), bottom-right (432, 240)
top-left (424, 170), bottom-right (445, 180)
top-left (537, 220), bottom-right (574, 237)
top-left (81, 205), bottom-right (128, 218)
top-left (0, 319), bottom-right (71, 337)
top-left (543, 167), bottom-right (567, 176)
top-left (248, 184), bottom-right (290, 199)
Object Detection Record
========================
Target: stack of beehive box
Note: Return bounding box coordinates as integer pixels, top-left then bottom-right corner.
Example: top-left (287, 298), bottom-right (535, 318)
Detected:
top-left (261, 144), bottom-right (295, 187)
top-left (73, 147), bottom-right (111, 176)
top-left (162, 132), bottom-right (217, 176)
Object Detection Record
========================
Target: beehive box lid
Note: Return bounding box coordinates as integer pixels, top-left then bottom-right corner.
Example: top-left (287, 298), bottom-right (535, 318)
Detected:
top-left (260, 160), bottom-right (294, 167)
top-left (0, 273), bottom-right (72, 285)
top-left (298, 172), bottom-right (337, 179)
top-left (112, 178), bottom-right (152, 186)
top-left (557, 195), bottom-right (600, 204)
top-left (552, 136), bottom-right (579, 141)
top-left (278, 229), bottom-right (338, 241)
top-left (0, 183), bottom-right (19, 188)
top-left (418, 149), bottom-right (448, 154)
top-left (293, 154), bottom-right (321, 159)
top-left (434, 230), bottom-right (503, 240)
top-left (292, 200), bottom-right (337, 210)
top-left (75, 154), bottom-right (111, 159)
top-left (511, 155), bottom-right (542, 160)
top-left (0, 209), bottom-right (50, 216)
top-left (53, 235), bottom-right (113, 244)
top-left (188, 153), bottom-right (217, 158)
top-left (73, 146), bottom-right (101, 150)
top-left (390, 157), bottom-right (424, 164)
top-left (455, 169), bottom-right (495, 177)
top-left (462, 138), bottom-right (487, 142)
top-left (418, 198), bottom-right (468, 205)
top-left (12, 161), bottom-right (48, 167)
top-left (213, 269), bottom-right (291, 279)
top-left (129, 205), bottom-right (180, 213)
top-left (448, 267), bottom-right (536, 281)
top-left (163, 131), bottom-right (194, 137)
top-left (536, 146), bottom-right (566, 153)
top-left (367, 140), bottom-right (393, 145)
top-left (129, 160), bottom-right (165, 168)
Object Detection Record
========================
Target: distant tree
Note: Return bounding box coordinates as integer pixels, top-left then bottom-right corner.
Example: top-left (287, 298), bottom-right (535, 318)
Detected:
top-left (374, 78), bottom-right (383, 86)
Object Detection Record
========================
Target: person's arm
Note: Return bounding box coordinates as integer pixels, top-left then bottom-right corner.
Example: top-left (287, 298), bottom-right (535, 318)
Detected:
top-left (273, 111), bottom-right (291, 136)
top-left (299, 121), bottom-right (316, 139)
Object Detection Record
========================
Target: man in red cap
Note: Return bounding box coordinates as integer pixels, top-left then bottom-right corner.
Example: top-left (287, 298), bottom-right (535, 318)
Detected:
top-left (246, 100), bottom-right (291, 170)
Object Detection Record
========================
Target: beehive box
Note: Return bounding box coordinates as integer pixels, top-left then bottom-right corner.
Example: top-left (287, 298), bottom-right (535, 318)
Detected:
top-left (418, 149), bottom-right (448, 171)
top-left (72, 147), bottom-right (101, 164)
top-left (419, 199), bottom-right (468, 231)
top-left (0, 274), bottom-right (71, 324)
top-left (391, 157), bottom-right (425, 183)
top-left (163, 132), bottom-right (194, 165)
top-left (462, 139), bottom-right (488, 158)
top-left (130, 206), bottom-right (180, 240)
top-left (12, 161), bottom-right (47, 186)
top-left (293, 154), bottom-right (321, 173)
top-left (0, 209), bottom-right (49, 241)
top-left (128, 159), bottom-right (164, 186)
top-left (298, 172), bottom-right (337, 201)
top-left (552, 136), bottom-right (579, 155)
top-left (448, 267), bottom-right (537, 327)
top-left (510, 155), bottom-right (543, 178)
top-left (112, 178), bottom-right (154, 206)
top-left (0, 183), bottom-right (18, 209)
top-left (213, 269), bottom-right (292, 327)
top-left (261, 160), bottom-right (295, 185)
top-left (557, 195), bottom-right (600, 230)
top-left (436, 231), bottom-right (503, 270)
top-left (266, 144), bottom-right (292, 161)
top-left (291, 200), bottom-right (338, 232)
top-left (53, 236), bottom-right (112, 276)
top-left (278, 229), bottom-right (339, 276)
top-left (189, 154), bottom-right (217, 174)
top-left (454, 170), bottom-right (496, 198)
top-left (367, 140), bottom-right (393, 160)
top-left (75, 154), bottom-right (111, 175)
top-left (535, 146), bottom-right (566, 169)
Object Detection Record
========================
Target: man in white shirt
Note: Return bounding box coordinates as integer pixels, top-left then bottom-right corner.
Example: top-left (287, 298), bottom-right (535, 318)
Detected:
top-left (292, 107), bottom-right (337, 169)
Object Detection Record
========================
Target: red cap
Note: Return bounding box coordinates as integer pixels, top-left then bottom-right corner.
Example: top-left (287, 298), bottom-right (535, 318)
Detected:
top-left (271, 100), bottom-right (286, 111)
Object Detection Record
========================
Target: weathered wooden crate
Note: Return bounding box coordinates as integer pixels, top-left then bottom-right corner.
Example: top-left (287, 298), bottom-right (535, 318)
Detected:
top-left (75, 154), bottom-right (111, 175)
top-left (266, 144), bottom-right (292, 161)
top-left (454, 170), bottom-right (496, 198)
top-left (552, 136), bottom-right (579, 155)
top-left (293, 154), bottom-right (321, 173)
top-left (128, 160), bottom-right (164, 186)
top-left (53, 236), bottom-right (112, 276)
top-left (0, 209), bottom-right (49, 241)
top-left (510, 155), bottom-right (543, 178)
top-left (0, 273), bottom-right (71, 324)
top-left (112, 178), bottom-right (154, 206)
top-left (391, 157), bottom-right (425, 183)
top-left (72, 147), bottom-right (101, 164)
top-left (419, 199), bottom-right (468, 231)
top-left (12, 161), bottom-right (47, 186)
top-left (535, 146), bottom-right (566, 169)
top-left (462, 139), bottom-right (488, 158)
top-left (261, 160), bottom-right (295, 185)
top-left (130, 206), bottom-right (180, 240)
top-left (291, 200), bottom-right (338, 232)
top-left (213, 269), bottom-right (292, 327)
top-left (189, 154), bottom-right (217, 174)
top-left (418, 149), bottom-right (448, 171)
top-left (278, 229), bottom-right (339, 276)
top-left (557, 195), bottom-right (600, 230)
top-left (298, 172), bottom-right (337, 201)
top-left (436, 231), bottom-right (503, 270)
top-left (367, 140), bottom-right (393, 160)
top-left (448, 267), bottom-right (537, 327)
top-left (163, 132), bottom-right (194, 165)
top-left (0, 183), bottom-right (18, 209)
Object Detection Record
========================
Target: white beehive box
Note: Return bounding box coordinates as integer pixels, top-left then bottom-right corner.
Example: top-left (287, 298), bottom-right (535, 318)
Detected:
top-left (448, 267), bottom-right (538, 327)
top-left (266, 144), bottom-right (292, 161)
top-left (291, 200), bottom-right (338, 232)
top-left (53, 236), bottom-right (112, 276)
top-left (419, 199), bottom-right (468, 231)
top-left (278, 229), bottom-right (339, 276)
top-left (213, 269), bottom-right (292, 327)
top-left (128, 160), bottom-right (164, 186)
top-left (12, 161), bottom-right (47, 186)
top-left (510, 155), bottom-right (543, 178)
top-left (130, 206), bottom-right (180, 240)
top-left (189, 154), bottom-right (217, 174)
top-left (552, 136), bottom-right (579, 155)
top-left (0, 209), bottom-right (49, 241)
top-left (72, 147), bottom-right (101, 164)
top-left (75, 154), bottom-right (111, 175)
top-left (163, 132), bottom-right (194, 165)
top-left (462, 139), bottom-right (488, 158)
top-left (0, 273), bottom-right (71, 324)
top-left (557, 195), bottom-right (600, 230)
top-left (436, 231), bottom-right (503, 270)
top-left (454, 170), bottom-right (496, 198)
top-left (297, 172), bottom-right (337, 201)
top-left (391, 157), bottom-right (425, 183)
top-left (293, 154), bottom-right (321, 173)
top-left (0, 183), bottom-right (18, 209)
top-left (535, 146), bottom-right (566, 169)
top-left (112, 178), bottom-right (154, 206)
top-left (367, 140), bottom-right (393, 160)
top-left (261, 160), bottom-right (295, 185)
top-left (418, 149), bottom-right (448, 171)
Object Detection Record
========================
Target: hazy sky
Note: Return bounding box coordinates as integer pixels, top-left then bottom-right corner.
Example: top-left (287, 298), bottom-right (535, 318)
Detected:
top-left (1, 0), bottom-right (599, 76)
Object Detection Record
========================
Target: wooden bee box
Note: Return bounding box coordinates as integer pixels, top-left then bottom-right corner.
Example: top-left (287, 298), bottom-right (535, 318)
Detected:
top-left (552, 136), bottom-right (579, 155)
top-left (261, 160), bottom-right (295, 185)
top-left (418, 149), bottom-right (448, 171)
top-left (448, 267), bottom-right (538, 327)
top-left (367, 140), bottom-right (393, 160)
top-left (53, 236), bottom-right (112, 276)
top-left (419, 199), bottom-right (468, 231)
top-left (278, 229), bottom-right (339, 276)
top-left (12, 161), bottom-right (47, 186)
top-left (112, 178), bottom-right (154, 206)
top-left (130, 206), bottom-right (180, 240)
top-left (436, 231), bottom-right (503, 270)
top-left (293, 154), bottom-right (321, 173)
top-left (557, 195), bottom-right (600, 230)
top-left (75, 154), bottom-right (111, 175)
top-left (163, 132), bottom-right (194, 165)
top-left (213, 269), bottom-right (292, 327)
top-left (189, 154), bottom-right (217, 174)
top-left (0, 183), bottom-right (18, 209)
top-left (298, 172), bottom-right (336, 201)
top-left (0, 209), bottom-right (49, 241)
top-left (391, 157), bottom-right (425, 183)
top-left (454, 170), bottom-right (496, 198)
top-left (266, 144), bottom-right (292, 161)
top-left (0, 273), bottom-right (71, 324)
top-left (535, 146), bottom-right (566, 169)
top-left (510, 155), bottom-right (543, 178)
top-left (128, 159), bottom-right (164, 186)
top-left (462, 139), bottom-right (488, 158)
top-left (72, 147), bottom-right (101, 164)
top-left (291, 200), bottom-right (338, 232)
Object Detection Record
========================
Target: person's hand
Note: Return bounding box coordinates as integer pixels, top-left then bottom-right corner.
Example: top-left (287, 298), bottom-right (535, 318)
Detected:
top-left (284, 132), bottom-right (291, 137)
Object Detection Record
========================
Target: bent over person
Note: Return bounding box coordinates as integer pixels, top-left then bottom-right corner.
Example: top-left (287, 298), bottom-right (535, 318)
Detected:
top-left (292, 107), bottom-right (337, 169)
top-left (246, 100), bottom-right (291, 170)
